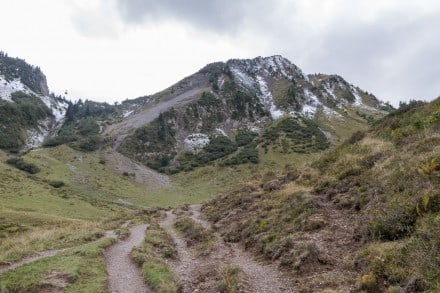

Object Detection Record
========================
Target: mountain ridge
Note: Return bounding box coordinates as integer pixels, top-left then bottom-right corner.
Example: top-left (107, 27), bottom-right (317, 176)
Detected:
top-left (111, 55), bottom-right (391, 173)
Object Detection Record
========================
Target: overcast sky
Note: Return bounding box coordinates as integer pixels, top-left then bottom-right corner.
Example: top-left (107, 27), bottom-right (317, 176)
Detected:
top-left (0, 0), bottom-right (439, 106)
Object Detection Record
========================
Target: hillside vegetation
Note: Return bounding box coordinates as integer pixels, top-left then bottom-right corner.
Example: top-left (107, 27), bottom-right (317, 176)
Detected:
top-left (0, 92), bottom-right (52, 151)
top-left (203, 98), bottom-right (440, 292)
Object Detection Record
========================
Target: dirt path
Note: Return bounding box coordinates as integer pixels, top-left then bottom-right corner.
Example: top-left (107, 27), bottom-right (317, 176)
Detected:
top-left (0, 226), bottom-right (122, 274)
top-left (159, 210), bottom-right (195, 292)
top-left (0, 249), bottom-right (68, 274)
top-left (104, 224), bottom-right (149, 293)
top-left (189, 205), bottom-right (293, 293)
top-left (105, 150), bottom-right (170, 188)
top-left (160, 205), bottom-right (295, 293)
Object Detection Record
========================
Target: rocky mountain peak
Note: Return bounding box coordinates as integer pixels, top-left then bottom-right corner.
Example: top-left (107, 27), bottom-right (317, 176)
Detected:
top-left (0, 52), bottom-right (49, 96)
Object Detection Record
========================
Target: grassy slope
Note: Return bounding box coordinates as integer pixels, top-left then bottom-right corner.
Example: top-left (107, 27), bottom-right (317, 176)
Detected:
top-left (203, 98), bottom-right (440, 292)
top-left (0, 238), bottom-right (115, 292)
top-left (25, 145), bottom-right (148, 208)
top-left (0, 146), bottom-right (137, 291)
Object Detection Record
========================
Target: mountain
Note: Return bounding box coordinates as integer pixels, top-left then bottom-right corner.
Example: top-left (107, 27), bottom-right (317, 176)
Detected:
top-left (0, 52), bottom-right (68, 151)
top-left (0, 53), bottom-right (391, 159)
top-left (107, 55), bottom-right (392, 173)
top-left (2, 52), bottom-right (439, 292)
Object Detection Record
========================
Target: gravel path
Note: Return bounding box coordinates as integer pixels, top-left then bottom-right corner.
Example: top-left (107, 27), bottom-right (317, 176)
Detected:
top-left (104, 224), bottom-right (149, 293)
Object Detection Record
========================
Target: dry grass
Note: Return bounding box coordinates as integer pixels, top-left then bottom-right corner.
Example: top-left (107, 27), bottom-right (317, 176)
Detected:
top-left (0, 218), bottom-right (103, 263)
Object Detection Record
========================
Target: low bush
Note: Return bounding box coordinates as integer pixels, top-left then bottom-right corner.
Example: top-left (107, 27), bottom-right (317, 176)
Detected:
top-left (218, 264), bottom-right (245, 293)
top-left (48, 180), bottom-right (65, 188)
top-left (358, 196), bottom-right (417, 241)
top-left (6, 157), bottom-right (40, 174)
top-left (173, 217), bottom-right (214, 255)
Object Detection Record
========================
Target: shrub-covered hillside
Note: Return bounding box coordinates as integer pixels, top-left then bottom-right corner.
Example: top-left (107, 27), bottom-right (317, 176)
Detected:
top-left (0, 92), bottom-right (53, 151)
top-left (43, 99), bottom-right (116, 152)
top-left (203, 98), bottom-right (440, 292)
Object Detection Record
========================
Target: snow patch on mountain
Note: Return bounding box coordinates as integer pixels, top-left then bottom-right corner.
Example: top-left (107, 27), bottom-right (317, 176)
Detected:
top-left (323, 106), bottom-right (344, 120)
top-left (1, 74), bottom-right (69, 148)
top-left (215, 128), bottom-right (227, 136)
top-left (349, 86), bottom-right (388, 114)
top-left (217, 75), bottom-right (225, 89)
top-left (230, 67), bottom-right (255, 89)
top-left (323, 83), bottom-right (338, 101)
top-left (301, 89), bottom-right (321, 118)
top-left (52, 102), bottom-right (68, 124)
top-left (350, 86), bottom-right (363, 106)
top-left (26, 118), bottom-right (51, 149)
top-left (123, 110), bottom-right (135, 118)
top-left (256, 75), bottom-right (283, 119)
top-left (248, 125), bottom-right (260, 133)
top-left (26, 128), bottom-right (49, 149)
top-left (269, 55), bottom-right (293, 79)
top-left (184, 133), bottom-right (210, 153)
top-left (0, 75), bottom-right (34, 101)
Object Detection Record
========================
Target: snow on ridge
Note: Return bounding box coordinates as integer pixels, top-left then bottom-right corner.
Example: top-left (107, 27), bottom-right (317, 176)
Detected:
top-left (230, 67), bottom-right (256, 90)
top-left (272, 56), bottom-right (292, 79)
top-left (323, 82), bottom-right (339, 101)
top-left (256, 75), bottom-right (283, 119)
top-left (349, 85), bottom-right (387, 113)
top-left (350, 86), bottom-right (363, 106)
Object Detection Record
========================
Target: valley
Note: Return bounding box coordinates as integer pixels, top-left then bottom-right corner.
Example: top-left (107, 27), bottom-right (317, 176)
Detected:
top-left (0, 53), bottom-right (439, 292)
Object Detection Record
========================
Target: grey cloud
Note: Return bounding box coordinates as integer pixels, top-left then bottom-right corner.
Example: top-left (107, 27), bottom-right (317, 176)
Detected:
top-left (73, 0), bottom-right (440, 104)
top-left (305, 13), bottom-right (440, 103)
top-left (70, 2), bottom-right (121, 39)
top-left (247, 2), bottom-right (440, 104)
top-left (114, 0), bottom-right (264, 34)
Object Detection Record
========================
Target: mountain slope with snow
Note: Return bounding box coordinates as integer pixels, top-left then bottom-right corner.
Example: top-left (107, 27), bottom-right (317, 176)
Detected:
top-left (114, 55), bottom-right (393, 173)
top-left (0, 52), bottom-right (68, 151)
